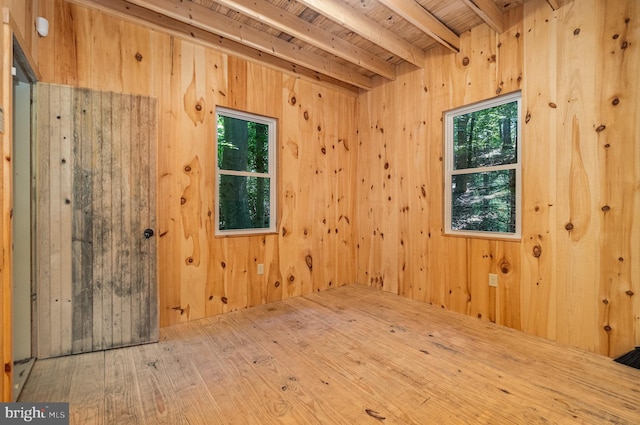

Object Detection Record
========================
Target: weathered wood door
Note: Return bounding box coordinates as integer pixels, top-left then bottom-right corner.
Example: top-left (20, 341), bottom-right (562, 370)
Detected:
top-left (35, 83), bottom-right (158, 359)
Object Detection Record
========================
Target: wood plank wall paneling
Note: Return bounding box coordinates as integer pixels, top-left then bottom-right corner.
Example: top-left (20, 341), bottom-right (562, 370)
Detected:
top-left (556, 0), bottom-right (602, 352)
top-left (5, 0), bottom-right (39, 64)
top-left (357, 0), bottom-right (640, 357)
top-left (598, 0), bottom-right (640, 356)
top-left (36, 83), bottom-right (158, 358)
top-left (521, 0), bottom-right (558, 342)
top-left (37, 0), bottom-right (358, 328)
top-left (2, 0), bottom-right (634, 379)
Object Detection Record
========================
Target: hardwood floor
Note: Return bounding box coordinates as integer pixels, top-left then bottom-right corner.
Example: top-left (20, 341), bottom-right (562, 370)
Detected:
top-left (20, 284), bottom-right (640, 424)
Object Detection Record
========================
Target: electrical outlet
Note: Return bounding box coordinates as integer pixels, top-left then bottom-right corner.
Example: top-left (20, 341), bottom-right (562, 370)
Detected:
top-left (488, 273), bottom-right (498, 288)
top-left (257, 264), bottom-right (264, 275)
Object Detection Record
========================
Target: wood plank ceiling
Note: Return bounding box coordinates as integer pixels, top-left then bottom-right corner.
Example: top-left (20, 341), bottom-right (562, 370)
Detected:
top-left (71, 0), bottom-right (558, 90)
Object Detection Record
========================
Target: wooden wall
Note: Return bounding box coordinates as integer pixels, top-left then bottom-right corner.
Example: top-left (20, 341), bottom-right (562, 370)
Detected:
top-left (0, 0), bottom-right (635, 403)
top-left (356, 0), bottom-right (640, 358)
top-left (0, 0), bottom-right (10, 402)
top-left (36, 0), bottom-right (358, 328)
top-left (5, 0), bottom-right (39, 63)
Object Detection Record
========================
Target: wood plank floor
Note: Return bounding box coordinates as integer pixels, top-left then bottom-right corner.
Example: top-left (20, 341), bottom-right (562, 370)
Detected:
top-left (20, 284), bottom-right (640, 424)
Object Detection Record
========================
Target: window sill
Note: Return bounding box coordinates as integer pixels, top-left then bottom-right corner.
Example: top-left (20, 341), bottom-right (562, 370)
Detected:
top-left (215, 230), bottom-right (279, 238)
top-left (442, 230), bottom-right (522, 242)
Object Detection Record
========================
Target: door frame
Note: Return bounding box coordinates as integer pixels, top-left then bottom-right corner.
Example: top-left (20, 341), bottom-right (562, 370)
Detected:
top-left (12, 45), bottom-right (34, 359)
top-left (11, 32), bottom-right (39, 402)
top-left (1, 9), bottom-right (42, 401)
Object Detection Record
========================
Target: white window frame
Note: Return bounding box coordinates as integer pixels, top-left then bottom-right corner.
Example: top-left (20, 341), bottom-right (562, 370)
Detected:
top-left (443, 91), bottom-right (522, 240)
top-left (214, 106), bottom-right (277, 236)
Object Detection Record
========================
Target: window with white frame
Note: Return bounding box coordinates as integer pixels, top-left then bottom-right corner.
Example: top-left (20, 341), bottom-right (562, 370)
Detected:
top-left (444, 92), bottom-right (522, 239)
top-left (215, 107), bottom-right (277, 236)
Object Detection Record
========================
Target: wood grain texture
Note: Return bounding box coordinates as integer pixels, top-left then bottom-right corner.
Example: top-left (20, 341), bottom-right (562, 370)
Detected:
top-left (5, 0), bottom-right (39, 65)
top-left (357, 0), bottom-right (640, 357)
top-left (0, 5), bottom-right (12, 402)
top-left (36, 0), bottom-right (359, 328)
top-left (596, 0), bottom-right (640, 357)
top-left (521, 0), bottom-right (557, 342)
top-left (36, 84), bottom-right (158, 358)
top-left (18, 285), bottom-right (640, 424)
top-left (12, 0), bottom-right (639, 368)
top-left (555, 1), bottom-right (601, 353)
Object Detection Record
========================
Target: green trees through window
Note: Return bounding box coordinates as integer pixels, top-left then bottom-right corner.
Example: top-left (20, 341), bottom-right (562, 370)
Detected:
top-left (215, 108), bottom-right (276, 235)
top-left (445, 92), bottom-right (521, 238)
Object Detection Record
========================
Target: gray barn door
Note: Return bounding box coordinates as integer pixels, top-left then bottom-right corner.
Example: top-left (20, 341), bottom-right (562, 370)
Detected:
top-left (35, 83), bottom-right (158, 359)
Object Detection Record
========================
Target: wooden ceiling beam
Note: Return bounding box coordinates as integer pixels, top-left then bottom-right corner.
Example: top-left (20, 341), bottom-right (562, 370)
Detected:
top-left (70, 0), bottom-right (371, 90)
top-left (376, 0), bottom-right (460, 52)
top-left (296, 0), bottom-right (425, 68)
top-left (212, 0), bottom-right (396, 80)
top-left (460, 0), bottom-right (505, 33)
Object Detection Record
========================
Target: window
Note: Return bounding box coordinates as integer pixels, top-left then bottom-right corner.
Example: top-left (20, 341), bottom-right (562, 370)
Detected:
top-left (215, 107), bottom-right (277, 236)
top-left (444, 92), bottom-right (521, 239)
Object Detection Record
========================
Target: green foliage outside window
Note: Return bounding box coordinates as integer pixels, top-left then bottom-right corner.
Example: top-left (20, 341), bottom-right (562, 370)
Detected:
top-left (216, 109), bottom-right (276, 234)
top-left (445, 93), bottom-right (521, 238)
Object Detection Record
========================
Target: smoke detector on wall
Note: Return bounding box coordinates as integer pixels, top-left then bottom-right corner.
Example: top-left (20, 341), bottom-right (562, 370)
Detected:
top-left (36, 17), bottom-right (48, 37)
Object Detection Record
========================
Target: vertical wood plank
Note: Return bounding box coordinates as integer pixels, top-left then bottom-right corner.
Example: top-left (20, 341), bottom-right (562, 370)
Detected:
top-left (110, 92), bottom-right (123, 349)
top-left (355, 82), bottom-right (384, 291)
top-left (90, 89), bottom-right (105, 352)
top-left (90, 10), bottom-right (123, 93)
top-left (203, 49), bottom-right (227, 318)
top-left (158, 37), bottom-right (182, 326)
top-left (468, 239), bottom-right (494, 321)
top-left (71, 87), bottom-right (94, 353)
top-left (51, 1), bottom-right (78, 86)
top-left (71, 87), bottom-right (82, 354)
top-left (597, 1), bottom-right (640, 357)
top-left (265, 236), bottom-right (283, 304)
top-left (129, 95), bottom-right (143, 344)
top-left (293, 79), bottom-right (318, 293)
top-left (521, 0), bottom-right (558, 340)
top-left (137, 95), bottom-right (156, 342)
top-left (120, 20), bottom-right (153, 96)
top-left (393, 64), bottom-right (429, 302)
top-left (36, 83), bottom-right (52, 359)
top-left (323, 86), bottom-right (342, 294)
top-left (147, 97), bottom-right (159, 342)
top-left (178, 42), bottom-right (208, 322)
top-left (59, 84), bottom-right (74, 355)
top-left (335, 82), bottom-right (357, 290)
top-left (555, 0), bottom-right (601, 352)
top-left (103, 90), bottom-right (115, 350)
top-left (314, 85), bottom-right (339, 294)
top-left (227, 56), bottom-right (248, 111)
top-left (119, 93), bottom-right (133, 347)
top-left (496, 241), bottom-right (522, 330)
top-left (424, 48), bottom-right (450, 309)
top-left (48, 84), bottom-right (63, 357)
